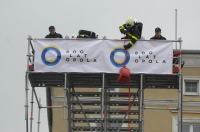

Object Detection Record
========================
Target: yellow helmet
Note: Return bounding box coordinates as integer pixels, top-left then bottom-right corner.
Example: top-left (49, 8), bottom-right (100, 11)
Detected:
top-left (125, 17), bottom-right (135, 26)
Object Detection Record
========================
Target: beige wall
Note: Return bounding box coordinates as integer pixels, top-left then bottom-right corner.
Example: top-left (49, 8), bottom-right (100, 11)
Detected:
top-left (144, 110), bottom-right (172, 132)
top-left (52, 102), bottom-right (67, 132)
top-left (51, 88), bottom-right (67, 132)
top-left (182, 67), bottom-right (200, 76)
top-left (144, 111), bottom-right (200, 132)
top-left (143, 67), bottom-right (200, 132)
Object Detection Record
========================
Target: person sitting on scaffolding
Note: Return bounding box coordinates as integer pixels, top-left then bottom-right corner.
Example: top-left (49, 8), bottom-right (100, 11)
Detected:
top-left (119, 17), bottom-right (143, 50)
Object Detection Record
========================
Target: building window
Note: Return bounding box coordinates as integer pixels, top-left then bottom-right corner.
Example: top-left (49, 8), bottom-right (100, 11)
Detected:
top-left (183, 124), bottom-right (190, 132)
top-left (185, 81), bottom-right (198, 93)
top-left (194, 125), bottom-right (200, 132)
top-left (172, 117), bottom-right (200, 132)
top-left (183, 78), bottom-right (200, 95)
top-left (182, 124), bottom-right (200, 132)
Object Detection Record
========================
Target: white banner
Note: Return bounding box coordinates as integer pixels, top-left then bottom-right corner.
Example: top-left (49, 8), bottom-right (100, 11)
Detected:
top-left (34, 39), bottom-right (173, 74)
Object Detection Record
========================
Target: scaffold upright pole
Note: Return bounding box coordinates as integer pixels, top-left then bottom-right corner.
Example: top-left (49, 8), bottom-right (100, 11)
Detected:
top-left (139, 74), bottom-right (144, 132)
top-left (64, 73), bottom-right (71, 132)
top-left (27, 35), bottom-right (31, 67)
top-left (63, 73), bottom-right (67, 120)
top-left (37, 99), bottom-right (41, 132)
top-left (25, 36), bottom-right (31, 132)
top-left (30, 87), bottom-right (34, 132)
top-left (25, 72), bottom-right (29, 132)
top-left (175, 9), bottom-right (178, 50)
top-left (105, 78), bottom-right (109, 132)
top-left (178, 38), bottom-right (183, 132)
top-left (101, 73), bottom-right (106, 132)
top-left (128, 81), bottom-right (131, 132)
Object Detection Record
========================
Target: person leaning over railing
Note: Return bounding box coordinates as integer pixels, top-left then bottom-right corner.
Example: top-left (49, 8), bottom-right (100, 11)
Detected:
top-left (119, 17), bottom-right (143, 50)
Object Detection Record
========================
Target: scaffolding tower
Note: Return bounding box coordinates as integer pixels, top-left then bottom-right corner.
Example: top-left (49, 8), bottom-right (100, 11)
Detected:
top-left (25, 36), bottom-right (183, 132)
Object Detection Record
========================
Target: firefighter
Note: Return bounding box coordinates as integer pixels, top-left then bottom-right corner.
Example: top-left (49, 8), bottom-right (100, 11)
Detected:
top-left (119, 17), bottom-right (143, 50)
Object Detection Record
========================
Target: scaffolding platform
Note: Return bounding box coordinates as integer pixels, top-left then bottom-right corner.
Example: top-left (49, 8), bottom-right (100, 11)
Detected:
top-left (28, 73), bottom-right (179, 89)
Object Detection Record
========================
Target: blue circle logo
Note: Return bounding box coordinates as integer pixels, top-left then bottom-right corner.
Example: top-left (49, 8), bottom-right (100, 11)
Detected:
top-left (41, 47), bottom-right (61, 66)
top-left (110, 47), bottom-right (130, 67)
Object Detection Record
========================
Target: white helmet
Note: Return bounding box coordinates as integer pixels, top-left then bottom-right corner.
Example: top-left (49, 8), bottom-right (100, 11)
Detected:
top-left (125, 17), bottom-right (135, 26)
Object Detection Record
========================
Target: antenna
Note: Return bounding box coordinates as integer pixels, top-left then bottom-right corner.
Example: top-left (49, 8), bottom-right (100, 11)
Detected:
top-left (175, 9), bottom-right (178, 50)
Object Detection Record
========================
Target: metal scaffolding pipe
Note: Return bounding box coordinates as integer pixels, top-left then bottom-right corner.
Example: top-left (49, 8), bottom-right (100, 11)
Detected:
top-left (105, 86), bottom-right (108, 132)
top-left (128, 82), bottom-right (131, 132)
top-left (30, 38), bottom-right (182, 43)
top-left (144, 107), bottom-right (178, 110)
top-left (178, 38), bottom-right (183, 132)
top-left (25, 72), bottom-right (29, 132)
top-left (175, 9), bottom-right (178, 50)
top-left (33, 88), bottom-right (40, 108)
top-left (64, 73), bottom-right (71, 132)
top-left (67, 88), bottom-right (71, 132)
top-left (25, 36), bottom-right (32, 132)
top-left (40, 106), bottom-right (66, 108)
top-left (101, 73), bottom-right (105, 132)
top-left (27, 36), bottom-right (31, 69)
top-left (30, 40), bottom-right (34, 54)
top-left (37, 99), bottom-right (41, 132)
top-left (139, 74), bottom-right (144, 132)
top-left (30, 87), bottom-right (34, 132)
top-left (63, 73), bottom-right (67, 120)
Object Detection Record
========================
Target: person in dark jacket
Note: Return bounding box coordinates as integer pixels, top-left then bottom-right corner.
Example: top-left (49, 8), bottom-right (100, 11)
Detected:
top-left (150, 27), bottom-right (166, 40)
top-left (119, 17), bottom-right (142, 50)
top-left (45, 26), bottom-right (63, 38)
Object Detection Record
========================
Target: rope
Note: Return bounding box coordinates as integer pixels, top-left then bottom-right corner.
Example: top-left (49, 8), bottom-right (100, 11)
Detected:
top-left (124, 33), bottom-right (131, 132)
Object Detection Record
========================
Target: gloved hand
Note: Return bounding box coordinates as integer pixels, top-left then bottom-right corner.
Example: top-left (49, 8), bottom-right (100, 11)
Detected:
top-left (123, 43), bottom-right (132, 50)
top-left (123, 29), bottom-right (127, 33)
top-left (120, 29), bottom-right (127, 34)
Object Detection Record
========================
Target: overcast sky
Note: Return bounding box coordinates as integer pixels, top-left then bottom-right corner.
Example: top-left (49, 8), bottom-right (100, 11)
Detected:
top-left (0, 0), bottom-right (200, 132)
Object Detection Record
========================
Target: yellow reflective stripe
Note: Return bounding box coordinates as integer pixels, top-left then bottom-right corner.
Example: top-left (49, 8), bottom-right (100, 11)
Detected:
top-left (131, 35), bottom-right (138, 41)
top-left (127, 33), bottom-right (138, 41)
top-left (119, 26), bottom-right (125, 30)
top-left (129, 41), bottom-right (134, 46)
top-left (127, 32), bottom-right (132, 37)
top-left (80, 34), bottom-right (89, 37)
